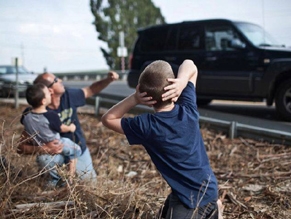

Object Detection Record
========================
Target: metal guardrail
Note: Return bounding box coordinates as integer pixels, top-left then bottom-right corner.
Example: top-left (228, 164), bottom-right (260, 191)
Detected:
top-left (87, 95), bottom-right (291, 146)
top-left (199, 117), bottom-right (291, 145)
top-left (54, 70), bottom-right (128, 81)
top-left (52, 70), bottom-right (291, 145)
top-left (2, 64), bottom-right (286, 144)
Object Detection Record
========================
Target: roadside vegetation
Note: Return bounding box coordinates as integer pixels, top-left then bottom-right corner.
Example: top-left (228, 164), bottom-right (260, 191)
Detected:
top-left (0, 103), bottom-right (290, 218)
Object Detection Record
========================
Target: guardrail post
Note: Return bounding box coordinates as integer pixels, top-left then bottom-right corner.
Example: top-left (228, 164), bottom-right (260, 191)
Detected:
top-left (229, 121), bottom-right (237, 139)
top-left (96, 75), bottom-right (101, 81)
top-left (94, 96), bottom-right (100, 116)
top-left (122, 73), bottom-right (127, 81)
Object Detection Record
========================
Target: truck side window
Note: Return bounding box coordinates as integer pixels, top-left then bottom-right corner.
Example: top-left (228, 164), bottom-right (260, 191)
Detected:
top-left (178, 25), bottom-right (201, 50)
top-left (205, 26), bottom-right (242, 51)
top-left (139, 27), bottom-right (168, 52)
top-left (164, 26), bottom-right (178, 51)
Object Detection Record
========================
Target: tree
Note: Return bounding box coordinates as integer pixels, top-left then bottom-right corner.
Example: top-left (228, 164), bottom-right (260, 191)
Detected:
top-left (90, 0), bottom-right (165, 69)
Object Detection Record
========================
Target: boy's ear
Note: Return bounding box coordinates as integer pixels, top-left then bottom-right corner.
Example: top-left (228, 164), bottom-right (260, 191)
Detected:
top-left (136, 84), bottom-right (141, 92)
top-left (41, 98), bottom-right (47, 106)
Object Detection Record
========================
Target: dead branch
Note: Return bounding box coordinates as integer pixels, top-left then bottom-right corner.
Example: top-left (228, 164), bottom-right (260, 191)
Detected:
top-left (15, 200), bottom-right (74, 210)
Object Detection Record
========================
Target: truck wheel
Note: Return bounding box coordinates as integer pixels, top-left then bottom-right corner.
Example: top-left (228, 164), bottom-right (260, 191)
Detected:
top-left (197, 98), bottom-right (212, 106)
top-left (275, 79), bottom-right (291, 121)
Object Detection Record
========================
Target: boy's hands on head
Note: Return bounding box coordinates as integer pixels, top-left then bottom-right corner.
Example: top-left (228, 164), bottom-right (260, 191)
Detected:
top-left (162, 78), bottom-right (186, 102)
top-left (135, 84), bottom-right (156, 107)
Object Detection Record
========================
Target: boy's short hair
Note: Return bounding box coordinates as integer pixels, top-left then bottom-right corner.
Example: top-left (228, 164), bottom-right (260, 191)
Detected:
top-left (138, 60), bottom-right (175, 108)
top-left (26, 83), bottom-right (46, 108)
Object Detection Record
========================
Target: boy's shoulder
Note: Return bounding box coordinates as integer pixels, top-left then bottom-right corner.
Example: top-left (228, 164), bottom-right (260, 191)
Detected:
top-left (22, 106), bottom-right (32, 114)
top-left (178, 82), bottom-right (196, 101)
top-left (20, 107), bottom-right (32, 124)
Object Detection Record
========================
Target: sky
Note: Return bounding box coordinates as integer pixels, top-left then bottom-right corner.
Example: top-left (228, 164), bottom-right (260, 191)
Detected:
top-left (0, 0), bottom-right (291, 73)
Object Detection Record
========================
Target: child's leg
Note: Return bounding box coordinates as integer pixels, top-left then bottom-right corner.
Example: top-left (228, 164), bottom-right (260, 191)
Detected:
top-left (61, 138), bottom-right (82, 159)
top-left (37, 154), bottom-right (65, 187)
top-left (60, 138), bottom-right (97, 184)
top-left (60, 138), bottom-right (81, 183)
top-left (68, 158), bottom-right (77, 184)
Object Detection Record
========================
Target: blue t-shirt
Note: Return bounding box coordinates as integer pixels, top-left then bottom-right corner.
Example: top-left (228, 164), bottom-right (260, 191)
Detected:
top-left (121, 82), bottom-right (218, 208)
top-left (47, 88), bottom-right (87, 153)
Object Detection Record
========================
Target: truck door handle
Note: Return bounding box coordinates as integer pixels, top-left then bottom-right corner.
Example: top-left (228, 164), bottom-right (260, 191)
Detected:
top-left (164, 57), bottom-right (176, 61)
top-left (206, 57), bottom-right (217, 61)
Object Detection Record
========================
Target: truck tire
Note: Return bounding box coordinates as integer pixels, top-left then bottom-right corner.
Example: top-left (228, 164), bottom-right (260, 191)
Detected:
top-left (275, 79), bottom-right (291, 121)
top-left (197, 98), bottom-right (212, 106)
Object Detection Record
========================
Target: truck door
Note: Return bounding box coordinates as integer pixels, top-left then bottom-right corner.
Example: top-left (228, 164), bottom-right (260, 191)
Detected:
top-left (198, 24), bottom-right (256, 97)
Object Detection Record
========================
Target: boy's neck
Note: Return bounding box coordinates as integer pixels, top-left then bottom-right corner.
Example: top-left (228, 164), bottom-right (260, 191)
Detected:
top-left (31, 105), bottom-right (47, 113)
top-left (154, 102), bottom-right (175, 112)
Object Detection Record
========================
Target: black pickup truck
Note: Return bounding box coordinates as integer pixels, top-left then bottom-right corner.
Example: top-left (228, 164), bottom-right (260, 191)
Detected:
top-left (127, 19), bottom-right (291, 121)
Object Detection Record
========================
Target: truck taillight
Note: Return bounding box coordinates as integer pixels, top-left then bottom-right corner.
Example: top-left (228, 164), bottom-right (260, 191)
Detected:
top-left (128, 54), bottom-right (133, 69)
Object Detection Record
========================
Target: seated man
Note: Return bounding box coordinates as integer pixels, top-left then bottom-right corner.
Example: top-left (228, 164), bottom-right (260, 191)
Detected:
top-left (18, 71), bottom-right (119, 187)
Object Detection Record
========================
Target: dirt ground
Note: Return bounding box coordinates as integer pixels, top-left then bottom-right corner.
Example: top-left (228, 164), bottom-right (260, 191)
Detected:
top-left (0, 103), bottom-right (291, 218)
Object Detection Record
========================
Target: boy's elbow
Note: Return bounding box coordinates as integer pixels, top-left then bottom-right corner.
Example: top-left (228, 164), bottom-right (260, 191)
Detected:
top-left (183, 59), bottom-right (195, 66)
top-left (184, 59), bottom-right (193, 63)
top-left (101, 114), bottom-right (109, 128)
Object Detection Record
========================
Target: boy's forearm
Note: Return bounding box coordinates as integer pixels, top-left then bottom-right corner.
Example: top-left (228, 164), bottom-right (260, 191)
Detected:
top-left (102, 93), bottom-right (138, 134)
top-left (177, 59), bottom-right (198, 85)
top-left (106, 93), bottom-right (138, 119)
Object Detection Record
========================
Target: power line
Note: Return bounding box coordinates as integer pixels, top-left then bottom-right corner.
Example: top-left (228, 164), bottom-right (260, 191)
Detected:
top-left (0, 19), bottom-right (94, 25)
top-left (1, 43), bottom-right (101, 53)
top-left (0, 31), bottom-right (62, 38)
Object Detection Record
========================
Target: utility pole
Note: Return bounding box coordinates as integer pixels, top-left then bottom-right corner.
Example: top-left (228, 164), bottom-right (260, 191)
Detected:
top-left (117, 31), bottom-right (127, 72)
top-left (13, 57), bottom-right (19, 109)
top-left (21, 43), bottom-right (25, 66)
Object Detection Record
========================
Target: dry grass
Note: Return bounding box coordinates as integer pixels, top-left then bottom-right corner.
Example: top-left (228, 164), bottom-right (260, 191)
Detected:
top-left (0, 102), bottom-right (291, 218)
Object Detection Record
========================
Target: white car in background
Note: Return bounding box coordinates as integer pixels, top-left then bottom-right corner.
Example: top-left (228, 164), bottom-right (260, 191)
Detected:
top-left (0, 65), bottom-right (38, 97)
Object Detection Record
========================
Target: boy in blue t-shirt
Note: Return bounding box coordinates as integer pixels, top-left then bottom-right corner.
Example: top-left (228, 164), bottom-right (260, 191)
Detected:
top-left (21, 83), bottom-right (81, 184)
top-left (102, 60), bottom-right (221, 218)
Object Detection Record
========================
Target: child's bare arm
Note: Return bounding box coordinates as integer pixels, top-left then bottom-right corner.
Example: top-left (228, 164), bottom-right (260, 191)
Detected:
top-left (60, 123), bottom-right (76, 133)
top-left (101, 85), bottom-right (156, 134)
top-left (101, 94), bottom-right (136, 134)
